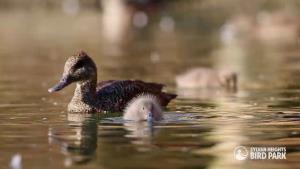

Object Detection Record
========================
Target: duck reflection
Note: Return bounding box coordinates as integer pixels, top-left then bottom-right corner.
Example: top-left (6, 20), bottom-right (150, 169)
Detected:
top-left (48, 112), bottom-right (161, 168)
top-left (48, 113), bottom-right (98, 167)
top-left (123, 121), bottom-right (162, 152)
top-left (124, 121), bottom-right (154, 138)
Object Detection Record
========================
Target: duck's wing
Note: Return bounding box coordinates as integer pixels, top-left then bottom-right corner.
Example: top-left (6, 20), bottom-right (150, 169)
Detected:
top-left (96, 80), bottom-right (116, 90)
top-left (96, 80), bottom-right (176, 112)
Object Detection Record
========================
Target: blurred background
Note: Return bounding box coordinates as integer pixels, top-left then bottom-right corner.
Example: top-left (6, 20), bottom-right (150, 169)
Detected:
top-left (1, 1), bottom-right (300, 169)
top-left (1, 0), bottom-right (300, 88)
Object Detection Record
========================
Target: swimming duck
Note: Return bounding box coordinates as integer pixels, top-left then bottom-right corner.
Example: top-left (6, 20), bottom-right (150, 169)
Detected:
top-left (123, 94), bottom-right (163, 122)
top-left (175, 68), bottom-right (237, 89)
top-left (48, 51), bottom-right (176, 113)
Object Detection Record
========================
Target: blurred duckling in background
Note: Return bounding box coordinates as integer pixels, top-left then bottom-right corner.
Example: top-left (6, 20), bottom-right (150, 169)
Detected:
top-left (176, 68), bottom-right (237, 90)
top-left (123, 94), bottom-right (163, 122)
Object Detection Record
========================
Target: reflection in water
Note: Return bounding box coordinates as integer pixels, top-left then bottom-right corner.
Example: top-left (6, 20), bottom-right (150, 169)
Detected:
top-left (124, 121), bottom-right (154, 138)
top-left (176, 88), bottom-right (237, 100)
top-left (204, 104), bottom-right (252, 169)
top-left (48, 113), bottom-right (98, 167)
top-left (123, 121), bottom-right (156, 148)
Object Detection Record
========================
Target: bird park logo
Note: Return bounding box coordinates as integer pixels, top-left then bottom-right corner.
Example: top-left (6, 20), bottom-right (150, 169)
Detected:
top-left (234, 146), bottom-right (286, 160)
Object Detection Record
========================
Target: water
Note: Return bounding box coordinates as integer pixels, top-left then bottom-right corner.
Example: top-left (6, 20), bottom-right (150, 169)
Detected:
top-left (1, 1), bottom-right (300, 169)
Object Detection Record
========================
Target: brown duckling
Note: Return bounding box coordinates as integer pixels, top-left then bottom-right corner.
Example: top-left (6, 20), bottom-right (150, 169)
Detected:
top-left (48, 51), bottom-right (176, 113)
top-left (123, 94), bottom-right (163, 122)
top-left (176, 68), bottom-right (237, 90)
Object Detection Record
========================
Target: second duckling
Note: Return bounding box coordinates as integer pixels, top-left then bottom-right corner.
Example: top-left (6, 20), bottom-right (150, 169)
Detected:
top-left (123, 94), bottom-right (163, 122)
top-left (176, 68), bottom-right (237, 90)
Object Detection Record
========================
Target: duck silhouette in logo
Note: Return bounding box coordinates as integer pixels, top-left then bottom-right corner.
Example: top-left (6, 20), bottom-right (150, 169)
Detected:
top-left (234, 146), bottom-right (248, 160)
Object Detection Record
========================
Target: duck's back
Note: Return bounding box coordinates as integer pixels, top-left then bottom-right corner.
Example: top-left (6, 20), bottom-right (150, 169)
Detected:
top-left (95, 80), bottom-right (176, 112)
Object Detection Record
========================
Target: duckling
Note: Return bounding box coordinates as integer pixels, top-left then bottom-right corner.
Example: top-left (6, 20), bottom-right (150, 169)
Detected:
top-left (175, 68), bottom-right (237, 89)
top-left (123, 94), bottom-right (163, 122)
top-left (48, 50), bottom-right (176, 113)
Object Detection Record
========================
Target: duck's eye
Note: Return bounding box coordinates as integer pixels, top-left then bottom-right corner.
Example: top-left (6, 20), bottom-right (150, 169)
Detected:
top-left (142, 107), bottom-right (145, 110)
top-left (74, 60), bottom-right (85, 70)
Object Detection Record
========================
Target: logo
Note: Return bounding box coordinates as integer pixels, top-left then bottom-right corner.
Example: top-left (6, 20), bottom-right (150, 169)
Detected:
top-left (234, 146), bottom-right (248, 160)
top-left (234, 146), bottom-right (286, 160)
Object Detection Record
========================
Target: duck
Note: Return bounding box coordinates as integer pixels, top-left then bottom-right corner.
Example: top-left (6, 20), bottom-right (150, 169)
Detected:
top-left (48, 50), bottom-right (176, 113)
top-left (123, 94), bottom-right (163, 122)
top-left (175, 67), bottom-right (237, 90)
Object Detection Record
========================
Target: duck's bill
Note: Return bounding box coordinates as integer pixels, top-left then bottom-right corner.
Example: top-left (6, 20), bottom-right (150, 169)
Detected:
top-left (147, 112), bottom-right (154, 123)
top-left (48, 77), bottom-right (71, 93)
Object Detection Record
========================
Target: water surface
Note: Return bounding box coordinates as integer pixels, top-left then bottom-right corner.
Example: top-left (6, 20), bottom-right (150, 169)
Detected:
top-left (0, 1), bottom-right (300, 169)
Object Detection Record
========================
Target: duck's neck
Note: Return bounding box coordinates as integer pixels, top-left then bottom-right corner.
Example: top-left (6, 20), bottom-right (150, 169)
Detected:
top-left (72, 77), bottom-right (97, 108)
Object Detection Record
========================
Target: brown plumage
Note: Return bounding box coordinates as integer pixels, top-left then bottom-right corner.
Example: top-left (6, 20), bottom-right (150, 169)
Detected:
top-left (48, 50), bottom-right (176, 113)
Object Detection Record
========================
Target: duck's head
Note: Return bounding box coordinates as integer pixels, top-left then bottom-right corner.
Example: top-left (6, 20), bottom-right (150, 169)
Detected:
top-left (123, 94), bottom-right (163, 122)
top-left (48, 51), bottom-right (97, 93)
top-left (219, 70), bottom-right (238, 90)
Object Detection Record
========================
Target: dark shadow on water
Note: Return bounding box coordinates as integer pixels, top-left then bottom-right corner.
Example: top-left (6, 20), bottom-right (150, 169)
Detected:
top-left (48, 113), bottom-right (98, 166)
